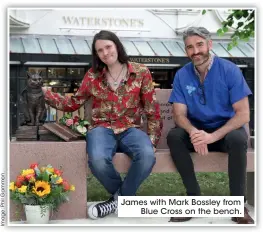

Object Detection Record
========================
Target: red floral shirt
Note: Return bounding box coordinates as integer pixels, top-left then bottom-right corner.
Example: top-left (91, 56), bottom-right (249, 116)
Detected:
top-left (45, 62), bottom-right (163, 146)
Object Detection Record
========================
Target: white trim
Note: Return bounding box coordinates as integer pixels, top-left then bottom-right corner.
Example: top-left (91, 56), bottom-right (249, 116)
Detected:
top-left (237, 65), bottom-right (248, 68)
top-left (9, 61), bottom-right (21, 65)
top-left (59, 28), bottom-right (151, 32)
top-left (145, 64), bottom-right (181, 67)
top-left (9, 15), bottom-right (30, 28)
top-left (24, 62), bottom-right (90, 66)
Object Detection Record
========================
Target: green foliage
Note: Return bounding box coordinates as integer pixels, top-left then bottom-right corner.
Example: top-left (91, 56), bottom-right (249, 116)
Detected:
top-left (220, 10), bottom-right (255, 50)
top-left (203, 9), bottom-right (254, 50)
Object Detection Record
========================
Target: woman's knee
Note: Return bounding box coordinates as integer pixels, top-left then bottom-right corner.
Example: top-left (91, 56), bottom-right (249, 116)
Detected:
top-left (88, 157), bottom-right (111, 173)
top-left (138, 148), bottom-right (156, 170)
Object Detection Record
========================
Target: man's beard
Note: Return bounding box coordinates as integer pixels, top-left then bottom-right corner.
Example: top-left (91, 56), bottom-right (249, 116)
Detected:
top-left (191, 51), bottom-right (210, 67)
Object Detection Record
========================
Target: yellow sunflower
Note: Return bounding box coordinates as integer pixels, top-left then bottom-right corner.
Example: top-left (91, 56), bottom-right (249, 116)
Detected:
top-left (21, 169), bottom-right (34, 177)
top-left (9, 182), bottom-right (16, 191)
top-left (32, 181), bottom-right (51, 197)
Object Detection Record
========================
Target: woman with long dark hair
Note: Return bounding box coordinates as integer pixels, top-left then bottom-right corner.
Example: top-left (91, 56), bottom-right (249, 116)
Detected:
top-left (43, 30), bottom-right (163, 219)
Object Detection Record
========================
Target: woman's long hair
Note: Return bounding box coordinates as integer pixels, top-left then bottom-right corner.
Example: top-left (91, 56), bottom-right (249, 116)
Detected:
top-left (91, 30), bottom-right (129, 73)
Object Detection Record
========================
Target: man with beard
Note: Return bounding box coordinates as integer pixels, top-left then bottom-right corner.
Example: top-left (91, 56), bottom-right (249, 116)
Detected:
top-left (167, 27), bottom-right (254, 224)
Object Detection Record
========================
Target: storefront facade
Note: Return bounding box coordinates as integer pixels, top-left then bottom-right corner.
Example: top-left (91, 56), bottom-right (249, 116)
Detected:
top-left (9, 9), bottom-right (255, 136)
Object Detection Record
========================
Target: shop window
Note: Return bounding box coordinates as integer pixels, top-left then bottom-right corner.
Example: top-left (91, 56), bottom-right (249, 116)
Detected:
top-left (43, 79), bottom-right (81, 94)
top-left (28, 67), bottom-right (47, 77)
top-left (67, 68), bottom-right (85, 79)
top-left (150, 69), bottom-right (171, 89)
top-left (48, 67), bottom-right (66, 79)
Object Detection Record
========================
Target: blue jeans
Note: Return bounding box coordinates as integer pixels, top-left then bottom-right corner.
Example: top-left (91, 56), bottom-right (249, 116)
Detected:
top-left (86, 127), bottom-right (156, 196)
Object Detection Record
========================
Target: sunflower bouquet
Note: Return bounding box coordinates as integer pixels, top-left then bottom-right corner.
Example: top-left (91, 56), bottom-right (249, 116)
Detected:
top-left (9, 163), bottom-right (75, 212)
top-left (59, 114), bottom-right (89, 136)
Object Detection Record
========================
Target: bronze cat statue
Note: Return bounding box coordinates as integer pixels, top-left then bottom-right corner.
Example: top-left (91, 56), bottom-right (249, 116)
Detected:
top-left (20, 71), bottom-right (47, 126)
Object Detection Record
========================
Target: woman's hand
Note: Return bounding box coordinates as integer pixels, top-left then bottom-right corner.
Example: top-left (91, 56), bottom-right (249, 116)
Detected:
top-left (42, 87), bottom-right (52, 94)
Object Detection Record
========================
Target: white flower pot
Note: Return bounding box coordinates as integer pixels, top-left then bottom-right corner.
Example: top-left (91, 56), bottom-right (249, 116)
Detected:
top-left (24, 205), bottom-right (50, 224)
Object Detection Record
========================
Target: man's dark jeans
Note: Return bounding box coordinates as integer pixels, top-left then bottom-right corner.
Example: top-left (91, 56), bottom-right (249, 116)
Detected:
top-left (167, 127), bottom-right (248, 197)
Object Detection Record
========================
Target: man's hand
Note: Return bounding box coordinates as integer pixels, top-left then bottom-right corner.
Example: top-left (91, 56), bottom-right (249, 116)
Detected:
top-left (189, 127), bottom-right (199, 137)
top-left (189, 128), bottom-right (209, 155)
top-left (190, 130), bottom-right (217, 146)
top-left (153, 147), bottom-right (156, 153)
top-left (193, 143), bottom-right (208, 156)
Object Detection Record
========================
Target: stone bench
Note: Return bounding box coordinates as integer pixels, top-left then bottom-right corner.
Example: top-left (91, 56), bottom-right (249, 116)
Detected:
top-left (9, 89), bottom-right (255, 221)
top-left (9, 141), bottom-right (255, 221)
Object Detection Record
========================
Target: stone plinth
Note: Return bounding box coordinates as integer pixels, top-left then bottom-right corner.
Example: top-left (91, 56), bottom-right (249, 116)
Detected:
top-left (9, 141), bottom-right (87, 221)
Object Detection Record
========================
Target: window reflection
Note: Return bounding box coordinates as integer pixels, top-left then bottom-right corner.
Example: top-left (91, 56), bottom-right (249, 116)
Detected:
top-left (28, 67), bottom-right (47, 77)
top-left (150, 69), bottom-right (172, 89)
top-left (48, 68), bottom-right (66, 79)
top-left (67, 68), bottom-right (84, 78)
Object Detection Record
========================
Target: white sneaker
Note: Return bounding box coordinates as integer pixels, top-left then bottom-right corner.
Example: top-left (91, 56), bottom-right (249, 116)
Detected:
top-left (88, 197), bottom-right (118, 220)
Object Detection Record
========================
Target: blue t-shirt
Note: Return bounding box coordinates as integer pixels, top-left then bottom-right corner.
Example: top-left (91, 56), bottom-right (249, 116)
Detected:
top-left (169, 56), bottom-right (252, 129)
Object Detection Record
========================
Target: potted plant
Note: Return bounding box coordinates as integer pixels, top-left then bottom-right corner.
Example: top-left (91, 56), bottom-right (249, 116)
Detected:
top-left (9, 163), bottom-right (75, 224)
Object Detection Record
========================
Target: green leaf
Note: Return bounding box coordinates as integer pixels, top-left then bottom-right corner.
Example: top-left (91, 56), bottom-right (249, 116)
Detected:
top-left (248, 22), bottom-right (254, 30)
top-left (34, 167), bottom-right (41, 176)
top-left (233, 11), bottom-right (243, 20)
top-left (237, 22), bottom-right (244, 29)
top-left (222, 21), bottom-right (229, 28)
top-left (242, 37), bottom-right (250, 42)
top-left (247, 11), bottom-right (254, 21)
top-left (202, 10), bottom-right (206, 15)
top-left (223, 27), bottom-right (228, 33)
top-left (42, 171), bottom-right (50, 182)
top-left (227, 14), bottom-right (233, 20)
top-left (227, 43), bottom-right (233, 51)
top-left (51, 176), bottom-right (60, 184)
top-left (228, 20), bottom-right (234, 27)
top-left (64, 113), bottom-right (71, 119)
top-left (239, 32), bottom-right (245, 39)
top-left (242, 10), bottom-right (249, 18)
top-left (59, 118), bottom-right (65, 124)
top-left (233, 40), bottom-right (238, 46)
top-left (217, 28), bottom-right (224, 36)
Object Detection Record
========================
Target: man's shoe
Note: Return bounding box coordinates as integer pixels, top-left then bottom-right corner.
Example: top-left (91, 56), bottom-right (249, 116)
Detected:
top-left (231, 207), bottom-right (254, 224)
top-left (88, 197), bottom-right (118, 219)
top-left (169, 217), bottom-right (192, 222)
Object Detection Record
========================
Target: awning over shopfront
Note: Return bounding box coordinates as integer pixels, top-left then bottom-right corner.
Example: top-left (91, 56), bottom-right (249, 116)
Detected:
top-left (9, 35), bottom-right (254, 67)
top-left (10, 35), bottom-right (254, 58)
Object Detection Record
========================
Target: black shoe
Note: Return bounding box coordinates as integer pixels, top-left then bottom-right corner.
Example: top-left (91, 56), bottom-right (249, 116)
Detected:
top-left (231, 207), bottom-right (254, 224)
top-left (169, 217), bottom-right (192, 222)
top-left (88, 197), bottom-right (118, 220)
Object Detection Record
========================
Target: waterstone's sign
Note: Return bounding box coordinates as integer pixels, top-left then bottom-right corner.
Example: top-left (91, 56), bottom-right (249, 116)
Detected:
top-left (130, 57), bottom-right (170, 64)
top-left (62, 16), bottom-right (144, 28)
